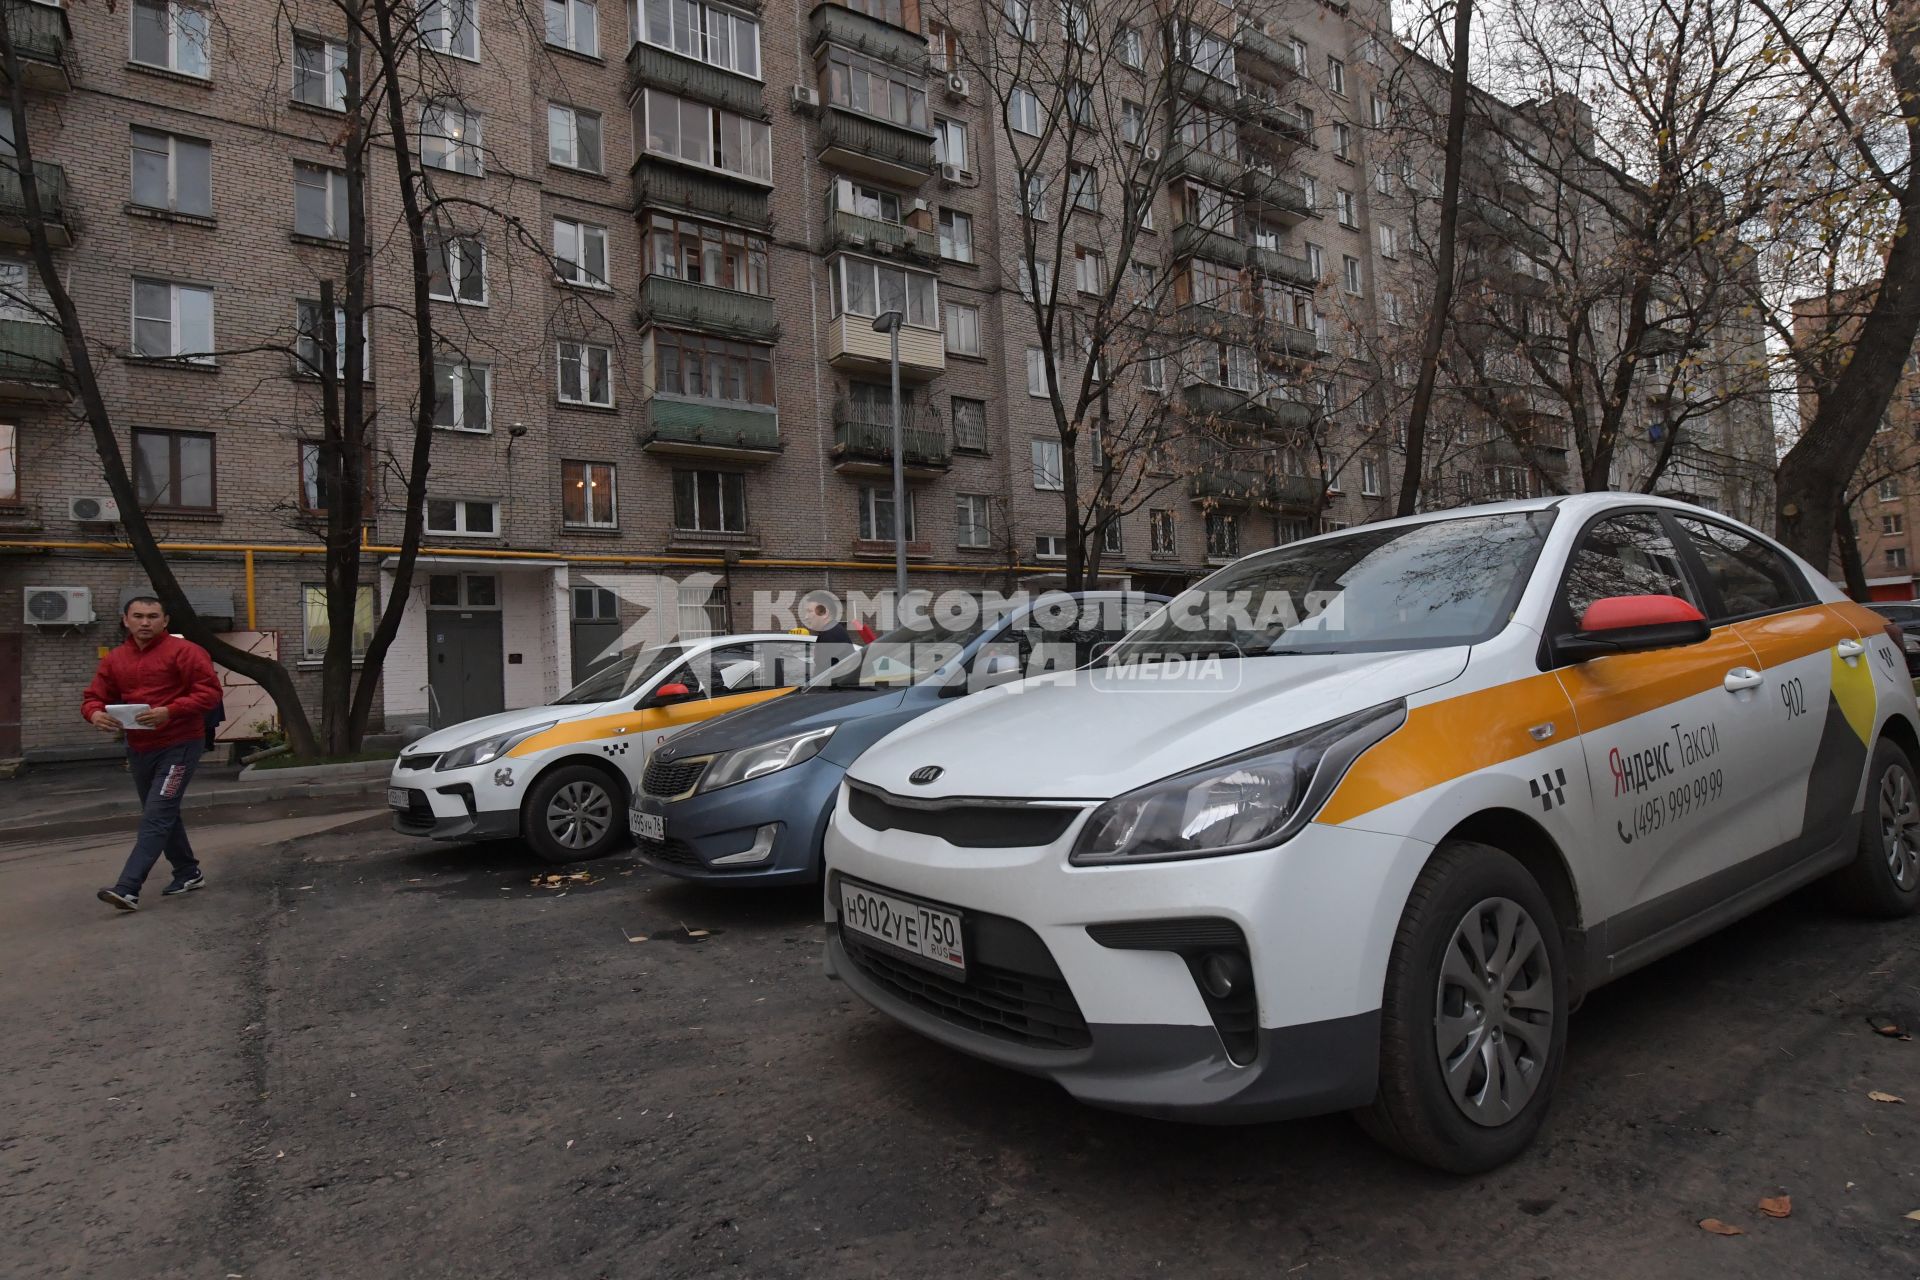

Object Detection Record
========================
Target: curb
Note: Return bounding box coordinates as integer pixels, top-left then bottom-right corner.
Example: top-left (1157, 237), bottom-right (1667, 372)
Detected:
top-left (3, 777), bottom-right (389, 831)
top-left (237, 759), bottom-right (395, 784)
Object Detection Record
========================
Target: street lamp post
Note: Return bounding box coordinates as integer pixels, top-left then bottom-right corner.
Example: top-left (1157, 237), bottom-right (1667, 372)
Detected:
top-left (872, 310), bottom-right (907, 604)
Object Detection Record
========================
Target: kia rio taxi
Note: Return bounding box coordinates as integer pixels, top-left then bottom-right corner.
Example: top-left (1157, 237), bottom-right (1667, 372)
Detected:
top-left (823, 495), bottom-right (1920, 1172)
top-left (390, 633), bottom-right (813, 862)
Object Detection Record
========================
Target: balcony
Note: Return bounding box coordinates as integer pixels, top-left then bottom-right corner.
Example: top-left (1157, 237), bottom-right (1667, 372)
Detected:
top-left (637, 276), bottom-right (780, 343)
top-left (1182, 381), bottom-right (1312, 432)
top-left (1246, 101), bottom-right (1313, 146)
top-left (2, 1), bottom-right (72, 93)
top-left (1171, 221), bottom-right (1247, 268)
top-left (626, 42), bottom-right (767, 119)
top-left (642, 397), bottom-right (782, 462)
top-left (1177, 300), bottom-right (1259, 344)
top-left (818, 108), bottom-right (936, 187)
top-left (1238, 166), bottom-right (1310, 221)
top-left (1166, 141), bottom-right (1241, 191)
top-left (1189, 465), bottom-right (1320, 512)
top-left (825, 312), bottom-right (944, 380)
top-left (821, 209), bottom-right (939, 263)
top-left (1250, 244), bottom-right (1315, 287)
top-left (1272, 323), bottom-right (1320, 358)
top-left (1235, 24), bottom-right (1300, 82)
top-left (1177, 65), bottom-right (1241, 117)
top-left (809, 1), bottom-right (929, 72)
top-left (0, 159), bottom-right (72, 246)
top-left (0, 318), bottom-right (66, 399)
top-left (831, 404), bottom-right (952, 476)
top-left (631, 156), bottom-right (773, 229)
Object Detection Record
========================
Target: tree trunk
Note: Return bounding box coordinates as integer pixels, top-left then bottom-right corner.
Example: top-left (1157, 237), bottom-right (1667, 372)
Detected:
top-left (1396, 0), bottom-right (1475, 517)
top-left (1834, 500), bottom-right (1871, 602)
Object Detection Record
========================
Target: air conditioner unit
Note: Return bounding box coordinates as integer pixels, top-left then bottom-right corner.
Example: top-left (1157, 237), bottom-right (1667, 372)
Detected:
top-left (69, 494), bottom-right (121, 523)
top-left (24, 586), bottom-right (93, 627)
top-left (939, 162), bottom-right (964, 185)
top-left (910, 197), bottom-right (931, 213)
top-left (791, 84), bottom-right (820, 113)
top-left (1142, 144), bottom-right (1162, 162)
top-left (946, 74), bottom-right (970, 100)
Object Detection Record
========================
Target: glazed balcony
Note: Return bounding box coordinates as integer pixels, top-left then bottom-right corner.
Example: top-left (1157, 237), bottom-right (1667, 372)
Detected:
top-left (818, 109), bottom-right (936, 187)
top-left (631, 156), bottom-right (773, 229)
top-left (625, 41), bottom-right (767, 118)
top-left (0, 159), bottom-right (73, 246)
top-left (0, 318), bottom-right (67, 399)
top-left (824, 312), bottom-right (944, 380)
top-left (831, 405), bottom-right (952, 476)
top-left (637, 276), bottom-right (780, 343)
top-left (821, 209), bottom-right (939, 263)
top-left (2, 1), bottom-right (72, 93)
top-left (808, 1), bottom-right (929, 72)
top-left (642, 397), bottom-right (783, 462)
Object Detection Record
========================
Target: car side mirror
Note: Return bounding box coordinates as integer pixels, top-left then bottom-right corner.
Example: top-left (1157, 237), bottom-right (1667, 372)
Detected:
top-left (649, 681), bottom-right (698, 706)
top-left (1556, 594), bottom-right (1709, 664)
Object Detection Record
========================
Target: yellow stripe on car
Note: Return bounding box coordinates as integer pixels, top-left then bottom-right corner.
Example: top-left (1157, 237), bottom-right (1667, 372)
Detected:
top-left (505, 687), bottom-right (795, 757)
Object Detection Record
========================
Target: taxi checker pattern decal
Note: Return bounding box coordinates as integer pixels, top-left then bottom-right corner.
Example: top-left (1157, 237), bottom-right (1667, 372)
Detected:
top-left (1321, 603), bottom-right (1877, 840)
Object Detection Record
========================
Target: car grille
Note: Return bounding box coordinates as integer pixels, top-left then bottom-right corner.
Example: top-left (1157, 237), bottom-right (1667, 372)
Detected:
top-left (392, 788), bottom-right (436, 834)
top-left (839, 916), bottom-right (1092, 1051)
top-left (845, 783), bottom-right (1083, 849)
top-left (636, 835), bottom-right (705, 869)
top-left (643, 755), bottom-right (709, 799)
top-left (398, 752), bottom-right (441, 771)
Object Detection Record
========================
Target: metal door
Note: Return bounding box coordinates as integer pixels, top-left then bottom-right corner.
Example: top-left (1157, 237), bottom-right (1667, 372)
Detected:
top-left (428, 611), bottom-right (504, 728)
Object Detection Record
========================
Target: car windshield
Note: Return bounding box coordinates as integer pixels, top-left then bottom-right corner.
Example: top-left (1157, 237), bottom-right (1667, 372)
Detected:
top-left (1109, 510), bottom-right (1552, 660)
top-left (552, 644), bottom-right (687, 705)
top-left (808, 616), bottom-right (988, 689)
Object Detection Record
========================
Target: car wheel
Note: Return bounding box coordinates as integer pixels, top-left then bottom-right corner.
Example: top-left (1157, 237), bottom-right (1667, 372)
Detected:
top-left (1357, 840), bottom-right (1568, 1174)
top-left (1827, 737), bottom-right (1920, 919)
top-left (523, 763), bottom-right (626, 864)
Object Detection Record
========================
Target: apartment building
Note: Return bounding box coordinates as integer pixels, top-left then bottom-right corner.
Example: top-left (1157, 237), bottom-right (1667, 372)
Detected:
top-left (0, 0), bottom-right (1773, 756)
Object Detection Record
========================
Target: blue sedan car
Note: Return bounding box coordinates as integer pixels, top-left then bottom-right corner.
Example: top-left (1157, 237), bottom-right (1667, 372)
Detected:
top-left (630, 591), bottom-right (1163, 886)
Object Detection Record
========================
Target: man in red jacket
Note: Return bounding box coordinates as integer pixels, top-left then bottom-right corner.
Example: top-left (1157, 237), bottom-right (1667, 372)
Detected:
top-left (81, 596), bottom-right (225, 911)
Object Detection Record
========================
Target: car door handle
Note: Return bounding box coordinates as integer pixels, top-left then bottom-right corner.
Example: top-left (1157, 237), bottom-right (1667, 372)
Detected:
top-left (1723, 667), bottom-right (1765, 692)
top-left (1836, 638), bottom-right (1866, 660)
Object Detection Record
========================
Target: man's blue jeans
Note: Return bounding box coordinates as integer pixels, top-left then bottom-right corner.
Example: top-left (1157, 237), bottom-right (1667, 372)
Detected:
top-left (113, 741), bottom-right (204, 895)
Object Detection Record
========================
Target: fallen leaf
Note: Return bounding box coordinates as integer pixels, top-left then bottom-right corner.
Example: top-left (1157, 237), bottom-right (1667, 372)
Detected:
top-left (625, 934), bottom-right (648, 943)
top-left (1870, 1091), bottom-right (1905, 1104)
top-left (1905, 1209), bottom-right (1920, 1222)
top-left (1868, 1013), bottom-right (1913, 1040)
top-left (1698, 1219), bottom-right (1745, 1236)
top-left (687, 929), bottom-right (710, 939)
top-left (565, 1139), bottom-right (574, 1149)
top-left (1758, 1195), bottom-right (1792, 1218)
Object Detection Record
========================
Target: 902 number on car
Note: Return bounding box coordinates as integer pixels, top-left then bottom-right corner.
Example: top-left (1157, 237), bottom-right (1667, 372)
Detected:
top-left (839, 881), bottom-right (967, 973)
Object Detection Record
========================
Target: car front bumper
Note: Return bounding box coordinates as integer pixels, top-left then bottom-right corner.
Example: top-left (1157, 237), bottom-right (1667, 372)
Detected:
top-left (388, 763), bottom-right (521, 842)
top-left (631, 756), bottom-right (841, 886)
top-left (822, 788), bottom-right (1433, 1122)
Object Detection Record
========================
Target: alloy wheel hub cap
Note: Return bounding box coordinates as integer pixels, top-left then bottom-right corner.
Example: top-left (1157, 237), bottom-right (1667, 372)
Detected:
top-left (1434, 895), bottom-right (1554, 1128)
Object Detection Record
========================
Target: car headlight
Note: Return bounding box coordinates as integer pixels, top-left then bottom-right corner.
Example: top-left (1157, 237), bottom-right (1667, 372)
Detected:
top-left (436, 721), bottom-right (558, 771)
top-left (1070, 701), bottom-right (1407, 864)
top-left (1903, 633), bottom-right (1920, 655)
top-left (698, 727), bottom-right (836, 792)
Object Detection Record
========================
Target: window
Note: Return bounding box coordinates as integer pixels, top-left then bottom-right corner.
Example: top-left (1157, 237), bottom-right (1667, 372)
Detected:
top-left (639, 89), bottom-right (772, 182)
top-left (653, 330), bottom-right (775, 405)
top-left (132, 427), bottom-right (214, 512)
top-left (131, 279), bottom-right (213, 362)
top-left (637, 0), bottom-right (760, 78)
top-left (0, 423), bottom-right (14, 503)
top-left (1675, 517), bottom-right (1808, 619)
top-left (1180, 259), bottom-right (1242, 311)
top-left (1887, 514), bottom-right (1906, 535)
top-left (1880, 477), bottom-right (1902, 502)
top-left (1205, 512), bottom-right (1239, 560)
top-left (292, 33), bottom-right (346, 110)
top-left (828, 256), bottom-right (939, 327)
top-left (1337, 188), bottom-right (1357, 227)
top-left (131, 128), bottom-right (211, 217)
top-left (1342, 254), bottom-right (1362, 294)
top-left (1121, 100), bottom-right (1145, 146)
top-left (1177, 180), bottom-right (1235, 231)
top-left (301, 584), bottom-right (375, 661)
top-left (821, 46), bottom-right (929, 131)
top-left (1179, 22), bottom-right (1236, 84)
top-left (293, 163), bottom-right (346, 239)
top-left (1069, 164), bottom-right (1099, 213)
top-left (642, 213), bottom-right (769, 294)
top-left (938, 207), bottom-right (974, 262)
top-left (1143, 352), bottom-right (1166, 392)
top-left (952, 397), bottom-right (987, 451)
top-left (573, 586), bottom-right (617, 622)
top-left (428, 234), bottom-right (487, 304)
top-left (548, 104), bottom-right (604, 173)
top-left (420, 101), bottom-right (483, 174)
top-left (857, 485), bottom-right (916, 541)
top-left (1378, 224), bottom-right (1399, 259)
top-left (1382, 290), bottom-right (1402, 325)
top-left (1300, 173), bottom-right (1318, 208)
top-left (944, 302), bottom-right (980, 355)
top-left (928, 21), bottom-right (958, 71)
top-left (1327, 55), bottom-right (1346, 96)
top-left (1150, 509), bottom-right (1175, 555)
top-left (1559, 513), bottom-right (1698, 621)
top-left (1333, 122), bottom-right (1352, 161)
top-left (1009, 86), bottom-right (1042, 136)
top-left (1288, 38), bottom-right (1308, 72)
top-left (554, 218), bottom-right (610, 287)
top-left (1026, 346), bottom-right (1048, 397)
top-left (956, 493), bottom-right (991, 548)
top-left (1018, 257), bottom-right (1053, 301)
top-left (132, 0), bottom-right (210, 78)
top-left (672, 469), bottom-right (747, 532)
top-left (1117, 26), bottom-right (1144, 68)
top-left (1370, 96), bottom-right (1388, 128)
top-left (562, 460), bottom-right (616, 527)
top-left (1066, 80), bottom-right (1094, 127)
top-left (1021, 172), bottom-right (1049, 220)
top-left (1100, 519), bottom-right (1122, 555)
top-left (295, 299), bottom-right (369, 379)
top-left (1075, 246), bottom-right (1106, 294)
top-left (420, 0), bottom-right (479, 59)
top-left (546, 0), bottom-right (599, 56)
top-left (1004, 0), bottom-right (1037, 39)
top-left (298, 440), bottom-right (375, 514)
top-left (1032, 437), bottom-right (1063, 490)
top-left (1035, 533), bottom-right (1067, 560)
top-left (1361, 456), bottom-right (1380, 496)
top-left (425, 498), bottom-right (499, 536)
top-left (557, 340), bottom-right (613, 406)
top-left (1891, 547), bottom-right (1910, 570)
top-left (1061, 0), bottom-right (1091, 45)
top-left (427, 573), bottom-right (498, 608)
top-left (1305, 242), bottom-right (1324, 278)
top-left (934, 118), bottom-right (969, 172)
top-left (432, 359), bottom-right (491, 431)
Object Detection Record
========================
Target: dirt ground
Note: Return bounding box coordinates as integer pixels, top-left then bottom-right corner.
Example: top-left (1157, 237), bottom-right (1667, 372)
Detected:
top-left (4, 811), bottom-right (1918, 1279)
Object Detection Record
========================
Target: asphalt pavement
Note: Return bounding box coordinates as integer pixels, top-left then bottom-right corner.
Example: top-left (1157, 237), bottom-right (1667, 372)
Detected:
top-left (2, 810), bottom-right (1918, 1279)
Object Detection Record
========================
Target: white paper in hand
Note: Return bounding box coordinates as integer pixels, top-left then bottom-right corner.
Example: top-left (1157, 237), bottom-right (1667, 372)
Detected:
top-left (106, 704), bottom-right (152, 730)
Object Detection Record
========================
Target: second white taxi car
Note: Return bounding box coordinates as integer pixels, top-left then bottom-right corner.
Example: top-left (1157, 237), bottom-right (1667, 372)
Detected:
top-left (823, 495), bottom-right (1920, 1171)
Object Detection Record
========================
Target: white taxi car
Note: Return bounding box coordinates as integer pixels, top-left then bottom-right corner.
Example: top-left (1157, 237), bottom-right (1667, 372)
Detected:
top-left (390, 633), bottom-right (813, 861)
top-left (823, 495), bottom-right (1920, 1172)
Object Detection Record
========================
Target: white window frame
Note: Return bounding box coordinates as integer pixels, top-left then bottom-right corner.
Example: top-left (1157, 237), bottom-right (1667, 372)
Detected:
top-left (1150, 508), bottom-right (1175, 555)
top-left (547, 103), bottom-right (604, 173)
top-left (130, 278), bottom-right (214, 363)
top-left (1361, 456), bottom-right (1380, 496)
top-left (292, 32), bottom-right (347, 110)
top-left (428, 234), bottom-right (488, 305)
top-left (944, 301), bottom-right (980, 356)
top-left (545, 0), bottom-right (600, 57)
top-left (639, 88), bottom-right (773, 183)
top-left (131, 128), bottom-right (211, 217)
top-left (293, 162), bottom-right (346, 239)
top-left (433, 358), bottom-right (493, 433)
top-left (937, 207), bottom-right (974, 263)
top-left (131, 0), bottom-right (210, 79)
top-left (857, 485), bottom-right (916, 542)
top-left (420, 0), bottom-right (480, 61)
top-left (562, 459), bottom-right (618, 529)
top-left (554, 218), bottom-right (611, 289)
top-left (300, 583), bottom-right (375, 660)
top-left (424, 497), bottom-right (501, 537)
top-left (1327, 56), bottom-right (1346, 96)
top-left (1021, 171), bottom-right (1050, 220)
top-left (1034, 533), bottom-right (1066, 560)
top-left (1378, 223), bottom-right (1398, 259)
top-left (955, 492), bottom-right (991, 548)
top-left (830, 254), bottom-right (940, 328)
top-left (1342, 254), bottom-right (1363, 295)
top-left (294, 299), bottom-right (371, 380)
top-left (556, 339), bottom-right (614, 407)
top-left (1009, 86), bottom-right (1042, 136)
top-left (1333, 122), bottom-right (1351, 161)
top-left (635, 0), bottom-right (761, 79)
top-left (1031, 437), bottom-right (1064, 490)
top-left (420, 101), bottom-right (484, 175)
top-left (1025, 346), bottom-right (1048, 397)
top-left (934, 117), bottom-right (970, 173)
top-left (1337, 188), bottom-right (1357, 227)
